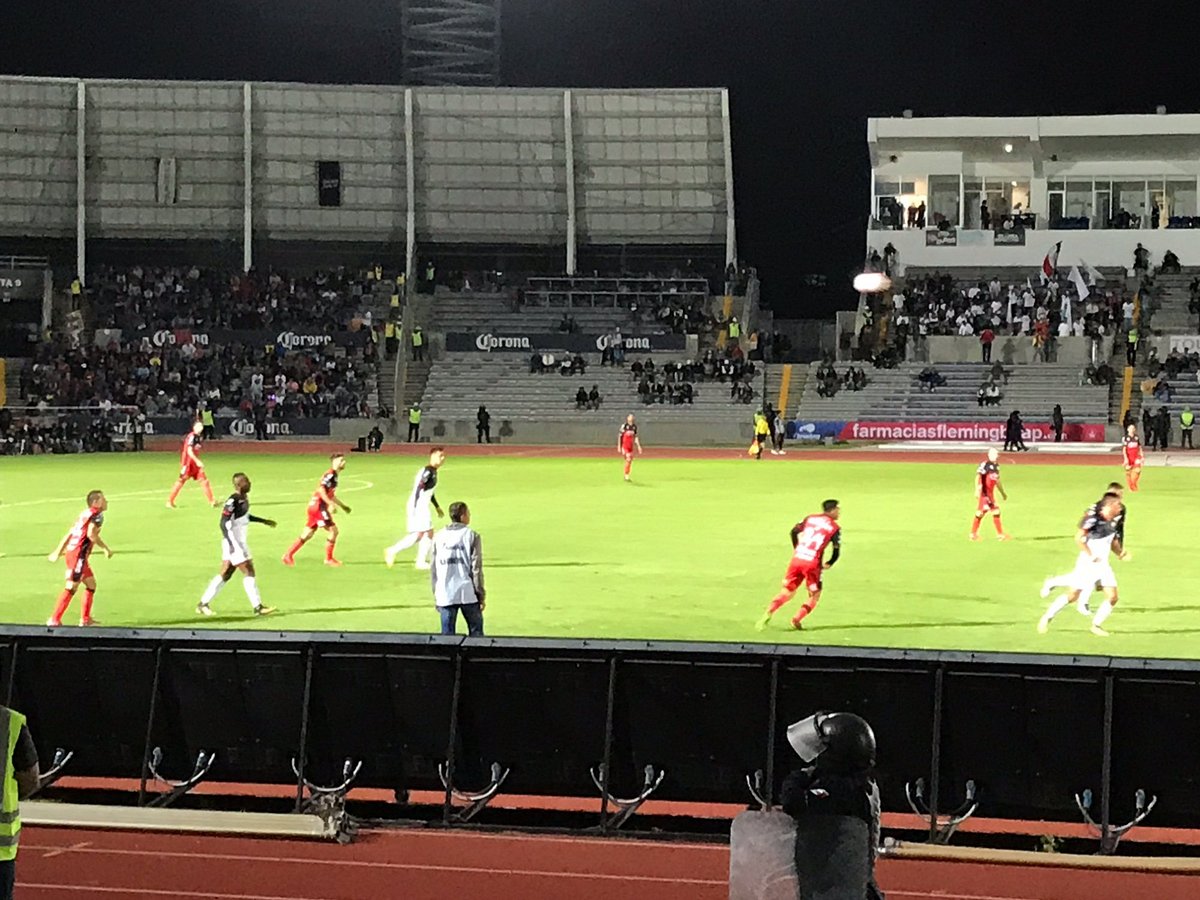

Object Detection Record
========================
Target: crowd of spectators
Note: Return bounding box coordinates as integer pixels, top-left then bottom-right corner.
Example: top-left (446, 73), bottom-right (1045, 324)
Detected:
top-left (17, 335), bottom-right (376, 422)
top-left (531, 352), bottom-right (588, 376)
top-left (87, 265), bottom-right (382, 333)
top-left (0, 406), bottom-right (128, 456)
top-left (812, 360), bottom-right (868, 398)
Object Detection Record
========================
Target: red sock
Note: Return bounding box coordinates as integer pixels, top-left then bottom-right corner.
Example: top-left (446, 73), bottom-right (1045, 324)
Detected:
top-left (285, 539), bottom-right (305, 559)
top-left (792, 598), bottom-right (818, 626)
top-left (201, 478), bottom-right (215, 504)
top-left (325, 540), bottom-right (336, 562)
top-left (50, 590), bottom-right (73, 624)
top-left (82, 590), bottom-right (96, 620)
top-left (767, 591), bottom-right (792, 615)
top-left (993, 514), bottom-right (1004, 534)
top-left (970, 515), bottom-right (982, 535)
top-left (168, 480), bottom-right (183, 504)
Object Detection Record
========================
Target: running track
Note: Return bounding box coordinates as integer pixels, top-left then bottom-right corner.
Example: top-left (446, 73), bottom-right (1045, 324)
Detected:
top-left (17, 826), bottom-right (1200, 900)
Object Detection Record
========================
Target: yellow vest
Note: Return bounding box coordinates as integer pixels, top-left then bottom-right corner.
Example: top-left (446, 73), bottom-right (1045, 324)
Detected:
top-left (70, 279), bottom-right (81, 296)
top-left (409, 408), bottom-right (421, 425)
top-left (412, 330), bottom-right (423, 347)
top-left (201, 409), bottom-right (214, 427)
top-left (729, 321), bottom-right (741, 338)
top-left (1182, 411), bottom-right (1195, 429)
top-left (390, 294), bottom-right (400, 308)
top-left (754, 414), bottom-right (769, 435)
top-left (0, 707), bottom-right (27, 860)
top-left (385, 322), bottom-right (396, 338)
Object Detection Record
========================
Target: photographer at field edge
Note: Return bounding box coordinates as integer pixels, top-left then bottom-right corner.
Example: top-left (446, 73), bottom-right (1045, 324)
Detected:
top-left (780, 712), bottom-right (884, 900)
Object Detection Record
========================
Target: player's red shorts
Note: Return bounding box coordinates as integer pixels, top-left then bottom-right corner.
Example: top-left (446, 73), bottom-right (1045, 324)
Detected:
top-left (623, 451), bottom-right (634, 463)
top-left (306, 499), bottom-right (333, 529)
top-left (976, 492), bottom-right (998, 513)
top-left (179, 461), bottom-right (203, 481)
top-left (64, 551), bottom-right (93, 584)
top-left (783, 558), bottom-right (822, 593)
top-left (1124, 455), bottom-right (1142, 470)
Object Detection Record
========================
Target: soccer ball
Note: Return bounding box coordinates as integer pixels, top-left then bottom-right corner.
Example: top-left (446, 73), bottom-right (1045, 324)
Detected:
top-left (853, 272), bottom-right (893, 294)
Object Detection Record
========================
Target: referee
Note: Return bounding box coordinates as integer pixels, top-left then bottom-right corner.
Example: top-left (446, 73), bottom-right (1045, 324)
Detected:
top-left (430, 502), bottom-right (486, 636)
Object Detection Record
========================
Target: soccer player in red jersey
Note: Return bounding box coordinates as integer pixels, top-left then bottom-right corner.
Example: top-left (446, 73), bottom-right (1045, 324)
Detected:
top-left (618, 414), bottom-right (642, 481)
top-left (167, 420), bottom-right (217, 508)
top-left (46, 490), bottom-right (113, 627)
top-left (969, 448), bottom-right (1010, 541)
top-left (282, 453), bottom-right (352, 567)
top-left (1123, 423), bottom-right (1144, 491)
top-left (756, 499), bottom-right (841, 631)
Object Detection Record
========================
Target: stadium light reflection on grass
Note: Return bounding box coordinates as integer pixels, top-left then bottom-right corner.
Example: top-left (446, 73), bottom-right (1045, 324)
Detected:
top-left (2, 450), bottom-right (1196, 660)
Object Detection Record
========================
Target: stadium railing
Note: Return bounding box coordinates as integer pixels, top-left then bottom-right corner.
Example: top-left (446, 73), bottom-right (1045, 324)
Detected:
top-left (2, 626), bottom-right (1197, 839)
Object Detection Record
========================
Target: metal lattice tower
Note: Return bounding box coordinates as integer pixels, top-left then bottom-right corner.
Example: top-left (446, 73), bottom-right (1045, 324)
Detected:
top-left (401, 0), bottom-right (502, 86)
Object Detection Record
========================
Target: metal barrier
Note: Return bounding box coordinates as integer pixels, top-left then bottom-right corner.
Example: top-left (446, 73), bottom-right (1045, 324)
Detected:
top-left (1, 627), bottom-right (1195, 846)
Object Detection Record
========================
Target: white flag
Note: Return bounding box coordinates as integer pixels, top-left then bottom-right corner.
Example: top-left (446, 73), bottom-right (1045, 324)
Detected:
top-left (1069, 265), bottom-right (1090, 303)
top-left (1060, 291), bottom-right (1073, 330)
top-left (1080, 258), bottom-right (1104, 284)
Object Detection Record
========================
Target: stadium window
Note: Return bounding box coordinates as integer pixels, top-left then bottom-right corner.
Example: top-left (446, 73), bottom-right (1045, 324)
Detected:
top-left (927, 175), bottom-right (960, 228)
top-left (155, 157), bottom-right (178, 205)
top-left (1065, 181), bottom-right (1092, 221)
top-left (1166, 179), bottom-right (1197, 221)
top-left (1115, 180), bottom-right (1148, 227)
top-left (872, 178), bottom-right (922, 229)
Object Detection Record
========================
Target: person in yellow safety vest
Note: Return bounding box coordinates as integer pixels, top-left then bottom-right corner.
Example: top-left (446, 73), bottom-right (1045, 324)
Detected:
top-left (408, 405), bottom-right (422, 443)
top-left (385, 322), bottom-right (398, 360)
top-left (390, 292), bottom-right (401, 310)
top-left (1182, 406), bottom-right (1195, 449)
top-left (751, 410), bottom-right (770, 460)
top-left (728, 317), bottom-right (741, 341)
top-left (411, 325), bottom-right (425, 361)
top-left (200, 407), bottom-right (216, 440)
top-left (374, 265), bottom-right (383, 281)
top-left (0, 703), bottom-right (42, 898)
top-left (70, 278), bottom-right (82, 299)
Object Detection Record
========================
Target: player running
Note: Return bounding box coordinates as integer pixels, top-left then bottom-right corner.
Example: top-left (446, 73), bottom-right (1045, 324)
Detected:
top-left (46, 490), bottom-right (113, 627)
top-left (167, 420), bottom-right (217, 508)
top-left (385, 447), bottom-right (447, 570)
top-left (1123, 423), bottom-right (1144, 491)
top-left (969, 449), bottom-right (1010, 541)
top-left (756, 499), bottom-right (842, 631)
top-left (282, 453), bottom-right (352, 567)
top-left (619, 414), bottom-right (642, 481)
top-left (197, 473), bottom-right (278, 617)
top-left (1037, 492), bottom-right (1127, 637)
top-left (1039, 482), bottom-right (1128, 617)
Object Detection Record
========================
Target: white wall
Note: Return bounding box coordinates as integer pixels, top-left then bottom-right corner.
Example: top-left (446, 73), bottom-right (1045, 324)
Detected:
top-left (918, 336), bottom-right (1093, 366)
top-left (877, 227), bottom-right (1200, 270)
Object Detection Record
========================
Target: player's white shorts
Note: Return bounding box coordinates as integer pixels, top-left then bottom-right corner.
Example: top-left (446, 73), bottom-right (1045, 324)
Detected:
top-left (1069, 553), bottom-right (1116, 592)
top-left (407, 505), bottom-right (433, 534)
top-left (222, 536), bottom-right (251, 566)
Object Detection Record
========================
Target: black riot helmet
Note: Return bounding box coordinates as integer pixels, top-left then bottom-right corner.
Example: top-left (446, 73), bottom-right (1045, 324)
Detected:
top-left (786, 711), bottom-right (876, 774)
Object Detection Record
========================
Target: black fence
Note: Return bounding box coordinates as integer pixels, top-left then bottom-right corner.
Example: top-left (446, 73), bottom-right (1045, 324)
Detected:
top-left (2, 626), bottom-right (1198, 833)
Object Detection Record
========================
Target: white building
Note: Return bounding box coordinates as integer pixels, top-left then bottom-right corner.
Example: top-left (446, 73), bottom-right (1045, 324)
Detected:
top-left (867, 113), bottom-right (1200, 270)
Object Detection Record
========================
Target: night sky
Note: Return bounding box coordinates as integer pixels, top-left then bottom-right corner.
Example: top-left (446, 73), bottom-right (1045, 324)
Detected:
top-left (3, 1), bottom-right (1188, 315)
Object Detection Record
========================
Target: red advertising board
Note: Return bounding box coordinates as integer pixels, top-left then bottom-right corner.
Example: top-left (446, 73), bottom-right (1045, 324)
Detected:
top-left (839, 421), bottom-right (1107, 443)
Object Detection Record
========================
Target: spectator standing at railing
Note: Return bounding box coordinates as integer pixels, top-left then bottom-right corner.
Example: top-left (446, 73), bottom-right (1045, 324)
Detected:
top-left (980, 326), bottom-right (995, 362)
top-left (0, 702), bottom-right (40, 900)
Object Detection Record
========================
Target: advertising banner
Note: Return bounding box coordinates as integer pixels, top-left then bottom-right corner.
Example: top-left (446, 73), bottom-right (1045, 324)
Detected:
top-left (993, 219), bottom-right (1027, 246)
top-left (445, 332), bottom-right (687, 353)
top-left (925, 228), bottom-right (958, 247)
top-left (837, 420), bottom-right (1106, 443)
top-left (0, 269), bottom-right (42, 301)
top-left (143, 328), bottom-right (368, 350)
top-left (55, 413), bottom-right (333, 438)
top-left (785, 420), bottom-right (848, 441)
top-left (1168, 335), bottom-right (1200, 354)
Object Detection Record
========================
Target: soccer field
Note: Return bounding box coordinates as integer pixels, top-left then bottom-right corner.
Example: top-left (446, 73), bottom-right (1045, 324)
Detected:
top-left (2, 447), bottom-right (1197, 660)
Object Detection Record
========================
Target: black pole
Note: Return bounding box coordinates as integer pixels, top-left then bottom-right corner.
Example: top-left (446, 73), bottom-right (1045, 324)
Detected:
top-left (1100, 673), bottom-right (1114, 849)
top-left (3, 639), bottom-right (19, 707)
top-left (294, 645), bottom-right (315, 813)
top-left (442, 651), bottom-right (464, 825)
top-left (763, 659), bottom-right (779, 808)
top-left (927, 665), bottom-right (945, 842)
top-left (598, 655), bottom-right (618, 832)
top-left (138, 644), bottom-right (164, 808)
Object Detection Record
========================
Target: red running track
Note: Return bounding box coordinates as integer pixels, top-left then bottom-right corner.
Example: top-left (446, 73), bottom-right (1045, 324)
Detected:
top-left (16, 826), bottom-right (1200, 900)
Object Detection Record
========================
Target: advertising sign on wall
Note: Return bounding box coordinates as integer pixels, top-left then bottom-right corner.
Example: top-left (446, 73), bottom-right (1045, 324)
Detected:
top-left (445, 332), bottom-right (687, 353)
top-left (837, 420), bottom-right (1106, 443)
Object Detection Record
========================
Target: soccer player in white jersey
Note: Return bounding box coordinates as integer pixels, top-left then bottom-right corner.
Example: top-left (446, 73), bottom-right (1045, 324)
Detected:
top-left (1037, 492), bottom-right (1127, 637)
top-left (384, 447), bottom-right (447, 570)
top-left (197, 472), bottom-right (278, 617)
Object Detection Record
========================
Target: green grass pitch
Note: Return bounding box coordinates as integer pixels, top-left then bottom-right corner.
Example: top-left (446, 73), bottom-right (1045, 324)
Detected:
top-left (1, 449), bottom-right (1197, 660)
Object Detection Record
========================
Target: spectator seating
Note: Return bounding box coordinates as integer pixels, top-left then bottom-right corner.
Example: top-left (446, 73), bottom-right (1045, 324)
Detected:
top-left (794, 362), bottom-right (1109, 425)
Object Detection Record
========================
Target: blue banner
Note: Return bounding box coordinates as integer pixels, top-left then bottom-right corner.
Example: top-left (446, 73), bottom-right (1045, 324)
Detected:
top-left (785, 420), bottom-right (847, 441)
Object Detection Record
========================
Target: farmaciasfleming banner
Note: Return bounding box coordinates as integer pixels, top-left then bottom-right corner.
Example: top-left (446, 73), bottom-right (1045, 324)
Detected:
top-left (836, 420), bottom-right (1106, 442)
top-left (445, 332), bottom-right (687, 353)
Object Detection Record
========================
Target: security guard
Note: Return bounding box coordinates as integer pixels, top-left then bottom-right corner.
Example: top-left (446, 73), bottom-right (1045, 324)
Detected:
top-left (752, 410), bottom-right (770, 460)
top-left (1182, 406), bottom-right (1195, 450)
top-left (0, 704), bottom-right (41, 900)
top-left (408, 404), bottom-right (422, 443)
top-left (411, 324), bottom-right (425, 361)
top-left (385, 321), bottom-right (398, 360)
top-left (200, 405), bottom-right (216, 441)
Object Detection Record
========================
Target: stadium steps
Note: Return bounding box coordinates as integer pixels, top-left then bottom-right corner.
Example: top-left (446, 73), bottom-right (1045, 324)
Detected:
top-left (421, 352), bottom-right (762, 425)
top-left (796, 363), bottom-right (1108, 423)
top-left (2, 357), bottom-right (25, 405)
top-left (1141, 268), bottom-right (1200, 335)
top-left (402, 359), bottom-right (432, 411)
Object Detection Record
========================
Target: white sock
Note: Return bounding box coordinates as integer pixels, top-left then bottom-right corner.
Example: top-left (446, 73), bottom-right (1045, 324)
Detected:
top-left (1043, 595), bottom-right (1070, 622)
top-left (1092, 600), bottom-right (1115, 627)
top-left (244, 576), bottom-right (262, 610)
top-left (387, 533), bottom-right (420, 555)
top-left (416, 535), bottom-right (433, 566)
top-left (200, 576), bottom-right (226, 606)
